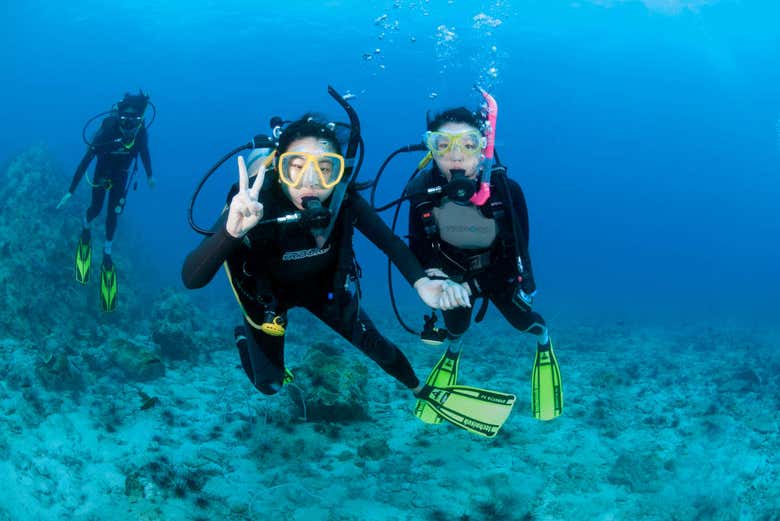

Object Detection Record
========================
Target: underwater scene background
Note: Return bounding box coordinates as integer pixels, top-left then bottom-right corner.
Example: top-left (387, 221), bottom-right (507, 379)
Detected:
top-left (1, 1), bottom-right (779, 520)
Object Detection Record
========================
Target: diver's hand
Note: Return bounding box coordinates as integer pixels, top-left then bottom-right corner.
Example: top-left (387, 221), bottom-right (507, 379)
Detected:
top-left (226, 156), bottom-right (265, 238)
top-left (147, 176), bottom-right (156, 189)
top-left (56, 192), bottom-right (72, 210)
top-left (425, 268), bottom-right (472, 301)
top-left (425, 268), bottom-right (449, 279)
top-left (414, 277), bottom-right (471, 310)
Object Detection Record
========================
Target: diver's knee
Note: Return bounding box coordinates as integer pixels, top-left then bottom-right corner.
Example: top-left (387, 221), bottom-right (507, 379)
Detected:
top-left (357, 328), bottom-right (399, 365)
top-left (525, 323), bottom-right (546, 336)
top-left (253, 380), bottom-right (283, 395)
top-left (446, 322), bottom-right (469, 337)
top-left (510, 311), bottom-right (546, 335)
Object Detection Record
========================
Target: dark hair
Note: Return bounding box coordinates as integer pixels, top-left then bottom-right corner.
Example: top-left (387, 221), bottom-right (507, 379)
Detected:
top-left (277, 113), bottom-right (341, 154)
top-left (427, 107), bottom-right (483, 132)
top-left (117, 90), bottom-right (149, 115)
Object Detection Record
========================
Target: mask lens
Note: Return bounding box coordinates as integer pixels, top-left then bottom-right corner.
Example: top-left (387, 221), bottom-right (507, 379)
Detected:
top-left (315, 154), bottom-right (344, 188)
top-left (460, 131), bottom-right (483, 154)
top-left (119, 115), bottom-right (142, 130)
top-left (280, 153), bottom-right (308, 186)
top-left (425, 132), bottom-right (451, 155)
top-left (280, 152), bottom-right (345, 188)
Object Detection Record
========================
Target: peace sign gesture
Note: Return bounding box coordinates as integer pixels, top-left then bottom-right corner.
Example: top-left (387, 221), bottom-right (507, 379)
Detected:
top-left (226, 155), bottom-right (265, 238)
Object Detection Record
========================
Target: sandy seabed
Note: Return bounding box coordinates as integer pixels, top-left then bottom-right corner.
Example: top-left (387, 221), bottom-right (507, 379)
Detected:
top-left (1, 312), bottom-right (778, 521)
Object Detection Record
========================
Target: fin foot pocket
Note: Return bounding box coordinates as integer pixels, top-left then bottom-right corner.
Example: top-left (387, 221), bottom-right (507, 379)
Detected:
top-left (532, 340), bottom-right (563, 421)
top-left (75, 229), bottom-right (92, 284)
top-left (414, 348), bottom-right (461, 424)
top-left (100, 255), bottom-right (118, 312)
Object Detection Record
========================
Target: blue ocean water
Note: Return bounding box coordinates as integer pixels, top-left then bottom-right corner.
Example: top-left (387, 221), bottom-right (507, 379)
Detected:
top-left (4, 0), bottom-right (779, 322)
top-left (2, 1), bottom-right (780, 520)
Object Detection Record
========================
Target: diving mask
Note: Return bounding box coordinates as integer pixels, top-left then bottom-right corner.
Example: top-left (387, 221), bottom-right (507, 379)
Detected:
top-left (424, 130), bottom-right (486, 157)
top-left (119, 114), bottom-right (143, 132)
top-left (278, 152), bottom-right (345, 189)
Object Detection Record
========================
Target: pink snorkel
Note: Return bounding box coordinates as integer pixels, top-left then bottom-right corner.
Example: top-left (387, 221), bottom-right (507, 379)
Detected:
top-left (470, 85), bottom-right (497, 207)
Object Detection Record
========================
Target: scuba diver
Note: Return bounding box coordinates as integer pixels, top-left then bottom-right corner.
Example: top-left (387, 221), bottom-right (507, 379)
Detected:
top-left (182, 87), bottom-right (516, 437)
top-left (56, 90), bottom-right (156, 312)
top-left (370, 87), bottom-right (562, 424)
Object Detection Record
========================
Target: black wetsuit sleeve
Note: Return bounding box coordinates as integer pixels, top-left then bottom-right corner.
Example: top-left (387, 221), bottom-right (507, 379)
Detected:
top-left (68, 146), bottom-right (97, 194)
top-left (181, 213), bottom-right (243, 289)
top-left (137, 126), bottom-right (153, 178)
top-left (507, 178), bottom-right (530, 248)
top-left (352, 192), bottom-right (426, 285)
top-left (505, 177), bottom-right (537, 292)
top-left (69, 118), bottom-right (117, 193)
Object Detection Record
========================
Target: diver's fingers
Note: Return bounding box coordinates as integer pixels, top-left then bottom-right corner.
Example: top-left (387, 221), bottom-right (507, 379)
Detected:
top-left (448, 285), bottom-right (469, 308)
top-left (457, 284), bottom-right (472, 307)
top-left (446, 293), bottom-right (458, 310)
top-left (250, 200), bottom-right (263, 218)
top-left (439, 291), bottom-right (453, 310)
top-left (238, 156), bottom-right (249, 194)
top-left (249, 163), bottom-right (265, 200)
top-left (240, 199), bottom-right (253, 218)
top-left (461, 281), bottom-right (472, 297)
top-left (442, 285), bottom-right (456, 306)
top-left (425, 268), bottom-right (448, 279)
top-left (232, 191), bottom-right (251, 218)
top-left (449, 285), bottom-right (469, 308)
top-left (461, 289), bottom-right (472, 308)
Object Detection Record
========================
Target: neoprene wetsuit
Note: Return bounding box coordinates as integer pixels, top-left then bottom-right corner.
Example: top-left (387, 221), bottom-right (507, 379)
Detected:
top-left (182, 181), bottom-right (425, 395)
top-left (407, 166), bottom-right (546, 338)
top-left (68, 116), bottom-right (153, 240)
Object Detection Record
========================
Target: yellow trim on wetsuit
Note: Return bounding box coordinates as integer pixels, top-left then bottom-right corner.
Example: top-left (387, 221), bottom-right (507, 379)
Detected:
top-left (223, 259), bottom-right (266, 331)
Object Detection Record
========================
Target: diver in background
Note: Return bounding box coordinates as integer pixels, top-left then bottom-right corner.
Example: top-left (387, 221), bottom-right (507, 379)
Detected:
top-left (56, 91), bottom-right (156, 311)
top-left (405, 99), bottom-right (563, 423)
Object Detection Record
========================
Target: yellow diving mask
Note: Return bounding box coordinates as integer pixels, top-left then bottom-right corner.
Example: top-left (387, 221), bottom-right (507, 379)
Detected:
top-left (278, 151), bottom-right (345, 189)
top-left (423, 130), bottom-right (486, 157)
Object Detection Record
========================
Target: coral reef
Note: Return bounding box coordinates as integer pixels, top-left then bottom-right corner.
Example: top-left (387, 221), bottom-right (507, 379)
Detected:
top-left (35, 352), bottom-right (85, 392)
top-left (107, 336), bottom-right (165, 381)
top-left (149, 288), bottom-right (211, 361)
top-left (295, 342), bottom-right (371, 423)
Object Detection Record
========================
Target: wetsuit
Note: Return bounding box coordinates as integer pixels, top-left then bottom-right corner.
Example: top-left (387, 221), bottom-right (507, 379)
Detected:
top-left (182, 181), bottom-right (425, 395)
top-left (68, 116), bottom-right (153, 240)
top-left (407, 166), bottom-right (546, 338)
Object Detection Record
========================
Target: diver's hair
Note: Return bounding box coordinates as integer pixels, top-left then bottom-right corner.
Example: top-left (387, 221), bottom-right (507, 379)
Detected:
top-left (277, 113), bottom-right (341, 154)
top-left (427, 107), bottom-right (483, 133)
top-left (117, 90), bottom-right (149, 114)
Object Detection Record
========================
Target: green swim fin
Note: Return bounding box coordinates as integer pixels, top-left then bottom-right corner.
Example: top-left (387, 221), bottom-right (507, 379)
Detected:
top-left (100, 254), bottom-right (118, 312)
top-left (415, 384), bottom-right (516, 438)
top-left (532, 340), bottom-right (563, 421)
top-left (414, 348), bottom-right (461, 424)
top-left (75, 229), bottom-right (91, 284)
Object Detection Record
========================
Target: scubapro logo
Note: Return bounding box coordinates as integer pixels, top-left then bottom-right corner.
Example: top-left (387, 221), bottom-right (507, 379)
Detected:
top-left (282, 244), bottom-right (331, 261)
top-left (444, 225), bottom-right (491, 234)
